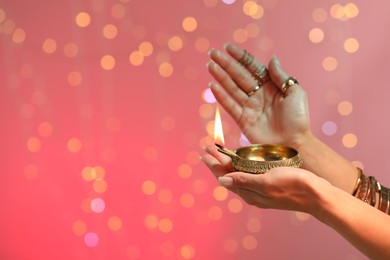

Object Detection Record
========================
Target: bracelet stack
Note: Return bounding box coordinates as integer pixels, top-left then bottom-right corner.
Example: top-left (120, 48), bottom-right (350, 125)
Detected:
top-left (352, 167), bottom-right (390, 215)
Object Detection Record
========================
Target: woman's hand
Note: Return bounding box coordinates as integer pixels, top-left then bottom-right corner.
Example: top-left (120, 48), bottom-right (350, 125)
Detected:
top-left (207, 43), bottom-right (311, 148)
top-left (202, 144), bottom-right (330, 215)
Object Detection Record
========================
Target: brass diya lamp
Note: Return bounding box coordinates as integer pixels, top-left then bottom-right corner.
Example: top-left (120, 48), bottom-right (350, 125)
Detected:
top-left (215, 143), bottom-right (303, 174)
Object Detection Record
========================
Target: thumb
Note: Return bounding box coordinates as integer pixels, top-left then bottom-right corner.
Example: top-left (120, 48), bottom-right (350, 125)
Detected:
top-left (218, 172), bottom-right (263, 191)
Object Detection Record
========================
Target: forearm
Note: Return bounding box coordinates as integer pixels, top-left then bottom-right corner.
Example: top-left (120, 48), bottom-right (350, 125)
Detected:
top-left (294, 132), bottom-right (358, 194)
top-left (316, 184), bottom-right (390, 259)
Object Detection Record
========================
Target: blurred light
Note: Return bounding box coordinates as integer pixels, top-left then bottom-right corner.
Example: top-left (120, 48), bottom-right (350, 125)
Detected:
top-left (27, 137), bottom-right (41, 153)
top-left (101, 55), bottom-right (116, 70)
top-left (91, 198), bottom-right (106, 213)
top-left (223, 238), bottom-right (239, 253)
top-left (93, 179), bottom-right (108, 193)
top-left (245, 23), bottom-right (260, 38)
top-left (228, 198), bottom-right (243, 213)
top-left (322, 56), bottom-right (338, 71)
top-left (344, 3), bottom-right (359, 18)
top-left (194, 37), bottom-right (210, 53)
top-left (223, 0), bottom-right (235, 4)
top-left (322, 121), bottom-right (337, 136)
top-left (108, 216), bottom-right (122, 231)
top-left (72, 220), bottom-right (87, 236)
top-left (111, 3), bottom-right (126, 19)
top-left (180, 193), bottom-right (195, 208)
top-left (168, 36), bottom-right (183, 51)
top-left (94, 166), bottom-right (106, 179)
top-left (308, 28), bottom-right (324, 43)
top-left (158, 189), bottom-right (173, 204)
top-left (67, 137), bottom-right (82, 153)
top-left (142, 180), bottom-right (156, 195)
top-left (243, 1), bottom-right (264, 19)
top-left (182, 17), bottom-right (197, 32)
top-left (203, 0), bottom-right (218, 7)
top-left (38, 122), bottom-right (53, 137)
top-left (75, 12), bottom-right (91, 27)
top-left (67, 71), bottom-right (83, 86)
top-left (161, 116), bottom-right (176, 131)
top-left (180, 245), bottom-right (195, 259)
top-left (242, 235), bottom-right (257, 250)
top-left (178, 164), bottom-right (192, 178)
top-left (312, 8), bottom-right (328, 23)
top-left (342, 133), bottom-right (358, 148)
top-left (344, 38), bottom-right (359, 53)
top-left (159, 62), bottom-right (173, 77)
top-left (338, 100), bottom-right (353, 116)
top-left (0, 9), bottom-right (5, 23)
top-left (143, 146), bottom-right (158, 161)
top-left (63, 42), bottom-right (79, 58)
top-left (12, 28), bottom-right (26, 43)
top-left (214, 107), bottom-right (225, 144)
top-left (202, 88), bottom-right (216, 104)
top-left (208, 206), bottom-right (223, 221)
top-left (145, 214), bottom-right (159, 229)
top-left (158, 218), bottom-right (173, 233)
top-left (199, 103), bottom-right (214, 118)
top-left (82, 166), bottom-right (96, 181)
top-left (138, 41), bottom-right (153, 56)
top-left (246, 217), bottom-right (262, 233)
top-left (103, 24), bottom-right (118, 39)
top-left (42, 38), bottom-right (57, 54)
top-left (199, 135), bottom-right (213, 148)
top-left (213, 186), bottom-right (228, 201)
top-left (239, 133), bottom-right (251, 146)
top-left (129, 51), bottom-right (144, 66)
top-left (24, 164), bottom-right (39, 180)
top-left (330, 4), bottom-right (345, 20)
top-left (84, 232), bottom-right (99, 247)
top-left (233, 28), bottom-right (248, 43)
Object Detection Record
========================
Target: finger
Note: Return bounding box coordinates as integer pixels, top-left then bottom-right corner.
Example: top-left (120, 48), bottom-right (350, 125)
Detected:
top-left (208, 48), bottom-right (260, 97)
top-left (201, 153), bottom-right (228, 178)
top-left (208, 81), bottom-right (243, 123)
top-left (204, 144), bottom-right (234, 171)
top-left (268, 56), bottom-right (301, 96)
top-left (224, 43), bottom-right (272, 88)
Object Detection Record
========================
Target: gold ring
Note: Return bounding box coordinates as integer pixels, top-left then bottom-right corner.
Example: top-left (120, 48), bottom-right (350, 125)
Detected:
top-left (238, 50), bottom-right (254, 67)
top-left (247, 85), bottom-right (261, 96)
top-left (253, 64), bottom-right (270, 85)
top-left (281, 77), bottom-right (299, 93)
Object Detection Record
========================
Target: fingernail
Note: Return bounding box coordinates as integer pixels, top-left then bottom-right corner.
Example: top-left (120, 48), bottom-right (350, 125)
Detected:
top-left (273, 55), bottom-right (280, 65)
top-left (218, 176), bottom-right (233, 187)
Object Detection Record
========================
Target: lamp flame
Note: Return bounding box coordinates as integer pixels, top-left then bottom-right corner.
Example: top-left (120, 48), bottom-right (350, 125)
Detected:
top-left (214, 107), bottom-right (225, 145)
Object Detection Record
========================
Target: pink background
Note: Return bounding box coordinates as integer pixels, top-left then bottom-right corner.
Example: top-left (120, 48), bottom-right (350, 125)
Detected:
top-left (1, 0), bottom-right (389, 259)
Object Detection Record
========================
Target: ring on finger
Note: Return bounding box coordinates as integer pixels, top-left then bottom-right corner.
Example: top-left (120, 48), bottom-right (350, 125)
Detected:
top-left (281, 76), bottom-right (299, 94)
top-left (247, 85), bottom-right (261, 96)
top-left (253, 64), bottom-right (270, 85)
top-left (238, 50), bottom-right (254, 67)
